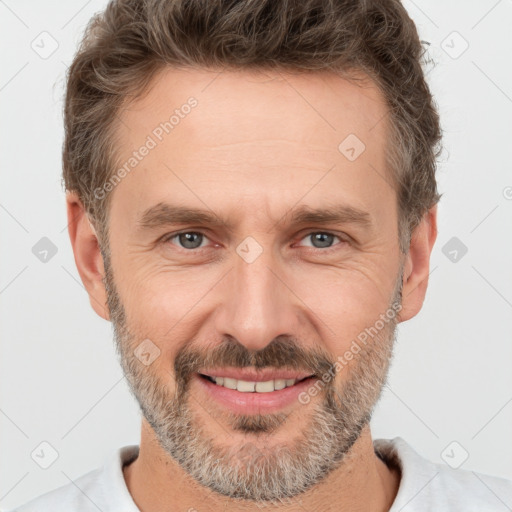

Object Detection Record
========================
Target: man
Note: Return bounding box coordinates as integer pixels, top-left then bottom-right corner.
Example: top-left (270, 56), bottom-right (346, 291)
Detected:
top-left (11, 0), bottom-right (512, 510)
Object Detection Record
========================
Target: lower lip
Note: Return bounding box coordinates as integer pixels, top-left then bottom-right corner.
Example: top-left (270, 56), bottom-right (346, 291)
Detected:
top-left (194, 373), bottom-right (318, 415)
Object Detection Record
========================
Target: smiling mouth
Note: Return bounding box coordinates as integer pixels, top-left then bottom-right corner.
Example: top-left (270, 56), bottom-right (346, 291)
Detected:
top-left (198, 373), bottom-right (314, 393)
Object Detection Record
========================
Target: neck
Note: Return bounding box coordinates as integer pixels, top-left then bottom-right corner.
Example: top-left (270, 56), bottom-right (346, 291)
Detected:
top-left (123, 421), bottom-right (400, 511)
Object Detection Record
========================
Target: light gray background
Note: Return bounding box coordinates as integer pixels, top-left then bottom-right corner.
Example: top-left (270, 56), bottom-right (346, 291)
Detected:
top-left (1, 0), bottom-right (511, 509)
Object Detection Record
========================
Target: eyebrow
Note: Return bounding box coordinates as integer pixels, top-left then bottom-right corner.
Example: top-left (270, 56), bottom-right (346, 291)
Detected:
top-left (137, 202), bottom-right (373, 233)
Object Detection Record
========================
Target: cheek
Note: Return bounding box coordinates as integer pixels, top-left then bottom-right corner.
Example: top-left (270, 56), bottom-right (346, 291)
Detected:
top-left (116, 264), bottom-right (218, 347)
top-left (114, 243), bottom-right (398, 362)
top-left (289, 266), bottom-right (394, 353)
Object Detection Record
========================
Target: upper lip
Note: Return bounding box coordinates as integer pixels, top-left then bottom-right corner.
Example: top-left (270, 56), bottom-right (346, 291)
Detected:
top-left (199, 367), bottom-right (315, 382)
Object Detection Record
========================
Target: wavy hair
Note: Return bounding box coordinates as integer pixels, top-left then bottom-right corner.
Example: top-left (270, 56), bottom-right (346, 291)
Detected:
top-left (62, 0), bottom-right (442, 253)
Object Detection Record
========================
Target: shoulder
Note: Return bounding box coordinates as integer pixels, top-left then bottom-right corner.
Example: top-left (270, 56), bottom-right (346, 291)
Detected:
top-left (7, 466), bottom-right (104, 512)
top-left (7, 446), bottom-right (139, 512)
top-left (374, 437), bottom-right (512, 511)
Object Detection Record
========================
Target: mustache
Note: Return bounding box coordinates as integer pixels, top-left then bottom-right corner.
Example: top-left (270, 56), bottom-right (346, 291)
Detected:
top-left (174, 335), bottom-right (335, 390)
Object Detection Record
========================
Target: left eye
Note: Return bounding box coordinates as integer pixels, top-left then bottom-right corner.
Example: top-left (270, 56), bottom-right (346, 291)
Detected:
top-left (297, 232), bottom-right (342, 250)
top-left (166, 232), bottom-right (209, 250)
top-left (164, 231), bottom-right (342, 251)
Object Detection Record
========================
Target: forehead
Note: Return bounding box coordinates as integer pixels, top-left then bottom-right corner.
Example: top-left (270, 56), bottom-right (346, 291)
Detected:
top-left (110, 66), bottom-right (393, 230)
top-left (118, 66), bottom-right (388, 148)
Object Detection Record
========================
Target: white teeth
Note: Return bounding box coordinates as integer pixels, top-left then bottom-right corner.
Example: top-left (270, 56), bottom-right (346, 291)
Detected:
top-left (274, 379), bottom-right (286, 390)
top-left (207, 376), bottom-right (300, 392)
top-left (255, 380), bottom-right (275, 393)
top-left (223, 377), bottom-right (237, 390)
top-left (237, 380), bottom-right (256, 392)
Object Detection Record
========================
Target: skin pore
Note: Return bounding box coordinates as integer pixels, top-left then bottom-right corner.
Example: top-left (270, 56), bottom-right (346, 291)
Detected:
top-left (67, 67), bottom-right (437, 511)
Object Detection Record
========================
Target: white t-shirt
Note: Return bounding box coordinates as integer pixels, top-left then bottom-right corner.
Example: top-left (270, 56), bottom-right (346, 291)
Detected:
top-left (8, 437), bottom-right (512, 511)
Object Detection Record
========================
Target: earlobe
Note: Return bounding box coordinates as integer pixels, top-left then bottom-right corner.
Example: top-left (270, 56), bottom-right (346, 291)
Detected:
top-left (398, 205), bottom-right (438, 323)
top-left (66, 191), bottom-right (110, 321)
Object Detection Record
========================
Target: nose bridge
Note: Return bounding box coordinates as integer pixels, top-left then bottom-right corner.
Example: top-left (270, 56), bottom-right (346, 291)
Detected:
top-left (216, 236), bottom-right (295, 352)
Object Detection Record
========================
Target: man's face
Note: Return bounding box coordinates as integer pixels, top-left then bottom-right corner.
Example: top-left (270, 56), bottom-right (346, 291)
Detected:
top-left (102, 67), bottom-right (405, 501)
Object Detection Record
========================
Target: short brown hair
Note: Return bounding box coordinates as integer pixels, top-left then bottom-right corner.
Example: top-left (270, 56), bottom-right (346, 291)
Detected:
top-left (63, 0), bottom-right (442, 253)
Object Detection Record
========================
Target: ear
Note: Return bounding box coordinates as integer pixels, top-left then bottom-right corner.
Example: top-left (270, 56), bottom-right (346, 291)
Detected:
top-left (398, 204), bottom-right (438, 322)
top-left (66, 191), bottom-right (110, 321)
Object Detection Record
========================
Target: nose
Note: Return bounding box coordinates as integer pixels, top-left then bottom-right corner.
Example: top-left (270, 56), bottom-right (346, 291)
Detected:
top-left (213, 242), bottom-right (299, 353)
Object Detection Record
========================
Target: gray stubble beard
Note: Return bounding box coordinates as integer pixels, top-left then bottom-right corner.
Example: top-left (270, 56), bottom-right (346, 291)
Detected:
top-left (103, 251), bottom-right (402, 503)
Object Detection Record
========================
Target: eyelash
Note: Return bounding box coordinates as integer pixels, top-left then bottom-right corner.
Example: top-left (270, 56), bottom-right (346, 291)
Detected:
top-left (160, 230), bottom-right (347, 254)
